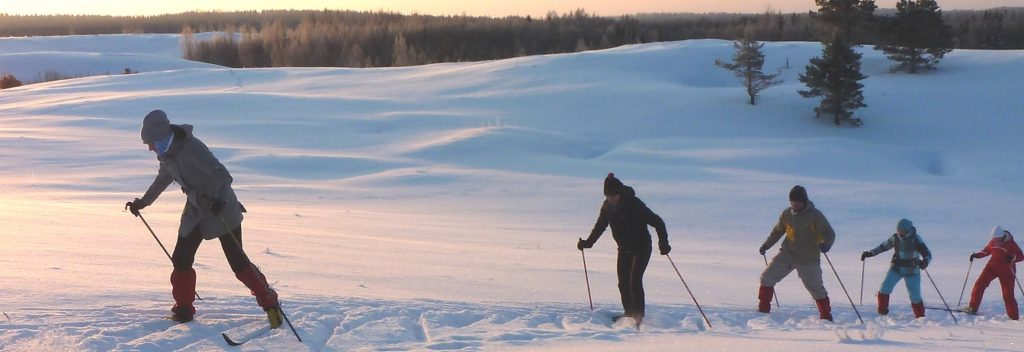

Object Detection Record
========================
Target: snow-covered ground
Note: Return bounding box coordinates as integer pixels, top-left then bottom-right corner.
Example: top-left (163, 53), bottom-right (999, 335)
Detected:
top-left (0, 34), bottom-right (220, 82)
top-left (1, 34), bottom-right (1022, 351)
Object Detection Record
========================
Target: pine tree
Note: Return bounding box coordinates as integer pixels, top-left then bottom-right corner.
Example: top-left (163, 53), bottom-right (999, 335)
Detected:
top-left (799, 34), bottom-right (867, 126)
top-left (811, 0), bottom-right (878, 43)
top-left (876, 0), bottom-right (953, 73)
top-left (715, 30), bottom-right (783, 105)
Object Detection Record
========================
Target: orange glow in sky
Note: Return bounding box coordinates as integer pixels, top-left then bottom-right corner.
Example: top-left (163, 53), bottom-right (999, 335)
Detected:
top-left (3, 0), bottom-right (1020, 16)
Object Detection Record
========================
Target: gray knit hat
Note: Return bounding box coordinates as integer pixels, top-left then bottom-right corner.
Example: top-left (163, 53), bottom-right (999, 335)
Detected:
top-left (140, 110), bottom-right (171, 144)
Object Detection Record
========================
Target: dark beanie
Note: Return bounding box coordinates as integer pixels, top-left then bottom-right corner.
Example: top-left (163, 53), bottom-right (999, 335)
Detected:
top-left (604, 173), bottom-right (625, 195)
top-left (140, 110), bottom-right (172, 144)
top-left (789, 185), bottom-right (808, 203)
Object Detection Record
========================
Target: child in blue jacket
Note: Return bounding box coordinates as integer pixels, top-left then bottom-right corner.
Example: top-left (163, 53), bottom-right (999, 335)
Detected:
top-left (861, 218), bottom-right (932, 318)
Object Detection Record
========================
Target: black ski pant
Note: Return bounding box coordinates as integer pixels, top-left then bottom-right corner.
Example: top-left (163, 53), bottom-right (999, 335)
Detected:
top-left (617, 247), bottom-right (652, 318)
top-left (172, 225), bottom-right (252, 274)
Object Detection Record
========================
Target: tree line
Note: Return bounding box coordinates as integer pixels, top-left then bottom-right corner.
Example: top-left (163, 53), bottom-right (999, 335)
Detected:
top-left (0, 8), bottom-right (1021, 67)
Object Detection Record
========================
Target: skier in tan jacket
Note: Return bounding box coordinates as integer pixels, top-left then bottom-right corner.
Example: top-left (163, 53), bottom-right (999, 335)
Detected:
top-left (757, 185), bottom-right (837, 321)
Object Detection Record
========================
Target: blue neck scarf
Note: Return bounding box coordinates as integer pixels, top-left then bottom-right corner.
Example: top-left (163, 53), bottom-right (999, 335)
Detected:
top-left (154, 132), bottom-right (174, 156)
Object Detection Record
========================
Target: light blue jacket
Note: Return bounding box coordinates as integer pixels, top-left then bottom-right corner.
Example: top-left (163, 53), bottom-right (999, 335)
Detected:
top-left (868, 230), bottom-right (931, 276)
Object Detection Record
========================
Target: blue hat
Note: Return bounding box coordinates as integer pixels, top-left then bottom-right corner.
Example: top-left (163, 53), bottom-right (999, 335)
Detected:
top-left (897, 218), bottom-right (914, 234)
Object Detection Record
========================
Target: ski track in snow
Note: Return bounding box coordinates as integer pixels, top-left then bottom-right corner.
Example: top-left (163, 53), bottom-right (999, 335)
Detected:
top-left (2, 296), bottom-right (1022, 351)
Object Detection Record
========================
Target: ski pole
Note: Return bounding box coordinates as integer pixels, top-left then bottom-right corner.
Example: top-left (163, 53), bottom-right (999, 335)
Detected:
top-left (579, 238), bottom-right (594, 311)
top-left (823, 252), bottom-right (864, 325)
top-left (923, 269), bottom-right (958, 325)
top-left (762, 254), bottom-right (780, 308)
top-left (666, 255), bottom-right (712, 329)
top-left (134, 212), bottom-right (202, 301)
top-left (860, 258), bottom-right (865, 306)
top-left (957, 259), bottom-right (973, 308)
top-left (218, 215), bottom-right (302, 343)
top-left (1013, 265), bottom-right (1024, 298)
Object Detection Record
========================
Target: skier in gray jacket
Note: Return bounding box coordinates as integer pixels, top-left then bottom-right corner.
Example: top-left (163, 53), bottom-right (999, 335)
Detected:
top-left (125, 110), bottom-right (282, 327)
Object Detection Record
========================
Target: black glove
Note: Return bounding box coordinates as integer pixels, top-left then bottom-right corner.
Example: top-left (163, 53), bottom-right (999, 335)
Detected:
top-left (210, 198), bottom-right (226, 216)
top-left (659, 241), bottom-right (671, 255)
top-left (759, 245), bottom-right (768, 256)
top-left (577, 238), bottom-right (594, 250)
top-left (124, 198), bottom-right (143, 217)
top-left (861, 251), bottom-right (873, 261)
top-left (969, 253), bottom-right (976, 262)
top-left (1007, 255), bottom-right (1015, 263)
top-left (919, 258), bottom-right (929, 270)
top-left (819, 243), bottom-right (831, 254)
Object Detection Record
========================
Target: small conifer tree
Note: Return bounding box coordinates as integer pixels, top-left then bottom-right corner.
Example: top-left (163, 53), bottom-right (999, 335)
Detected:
top-left (799, 34), bottom-right (867, 126)
top-left (715, 29), bottom-right (783, 105)
top-left (876, 0), bottom-right (954, 73)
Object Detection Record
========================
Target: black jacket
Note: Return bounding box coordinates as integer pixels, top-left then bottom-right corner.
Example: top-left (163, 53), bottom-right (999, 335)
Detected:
top-left (586, 186), bottom-right (668, 252)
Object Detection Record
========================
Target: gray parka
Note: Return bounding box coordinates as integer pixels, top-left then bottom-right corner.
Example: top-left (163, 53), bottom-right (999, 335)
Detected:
top-left (137, 124), bottom-right (243, 239)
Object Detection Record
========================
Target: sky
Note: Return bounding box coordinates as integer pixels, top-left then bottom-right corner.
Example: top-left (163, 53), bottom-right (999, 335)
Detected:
top-left (1, 0), bottom-right (1021, 17)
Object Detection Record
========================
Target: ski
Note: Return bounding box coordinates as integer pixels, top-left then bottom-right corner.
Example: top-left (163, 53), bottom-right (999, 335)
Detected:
top-left (924, 306), bottom-right (974, 314)
top-left (222, 325), bottom-right (273, 346)
top-left (221, 306), bottom-right (302, 346)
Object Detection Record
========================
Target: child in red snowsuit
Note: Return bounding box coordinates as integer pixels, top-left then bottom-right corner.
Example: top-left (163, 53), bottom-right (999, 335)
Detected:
top-left (967, 226), bottom-right (1023, 320)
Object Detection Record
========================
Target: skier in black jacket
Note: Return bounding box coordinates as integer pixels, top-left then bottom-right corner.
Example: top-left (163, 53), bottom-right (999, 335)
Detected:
top-left (577, 173), bottom-right (671, 326)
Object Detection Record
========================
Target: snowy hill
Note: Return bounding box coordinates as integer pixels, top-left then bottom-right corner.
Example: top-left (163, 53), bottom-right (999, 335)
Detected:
top-left (0, 34), bottom-right (221, 82)
top-left (1, 34), bottom-right (1023, 351)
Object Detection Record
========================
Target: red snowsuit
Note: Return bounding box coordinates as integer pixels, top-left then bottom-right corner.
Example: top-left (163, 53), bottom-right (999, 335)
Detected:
top-left (968, 234), bottom-right (1024, 320)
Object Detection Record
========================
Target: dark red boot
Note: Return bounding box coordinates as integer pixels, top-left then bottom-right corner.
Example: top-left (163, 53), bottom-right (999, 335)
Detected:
top-left (170, 269), bottom-right (196, 322)
top-left (877, 292), bottom-right (890, 315)
top-left (911, 302), bottom-right (925, 318)
top-left (758, 286), bottom-right (774, 313)
top-left (815, 297), bottom-right (833, 321)
top-left (236, 265), bottom-right (282, 328)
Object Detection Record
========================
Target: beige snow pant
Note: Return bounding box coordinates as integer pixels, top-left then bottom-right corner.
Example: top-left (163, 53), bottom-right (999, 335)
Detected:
top-left (760, 252), bottom-right (828, 300)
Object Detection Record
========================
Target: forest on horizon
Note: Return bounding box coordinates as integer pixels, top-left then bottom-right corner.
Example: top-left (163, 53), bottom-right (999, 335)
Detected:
top-left (1, 8), bottom-right (1022, 68)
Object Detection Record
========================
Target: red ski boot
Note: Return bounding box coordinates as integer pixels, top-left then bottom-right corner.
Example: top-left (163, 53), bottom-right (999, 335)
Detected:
top-left (170, 269), bottom-right (196, 323)
top-left (236, 265), bottom-right (282, 328)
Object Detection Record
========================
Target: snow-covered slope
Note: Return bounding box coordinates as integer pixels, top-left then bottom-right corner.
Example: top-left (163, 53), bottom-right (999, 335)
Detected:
top-left (0, 33), bottom-right (221, 82)
top-left (1, 34), bottom-right (1023, 351)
